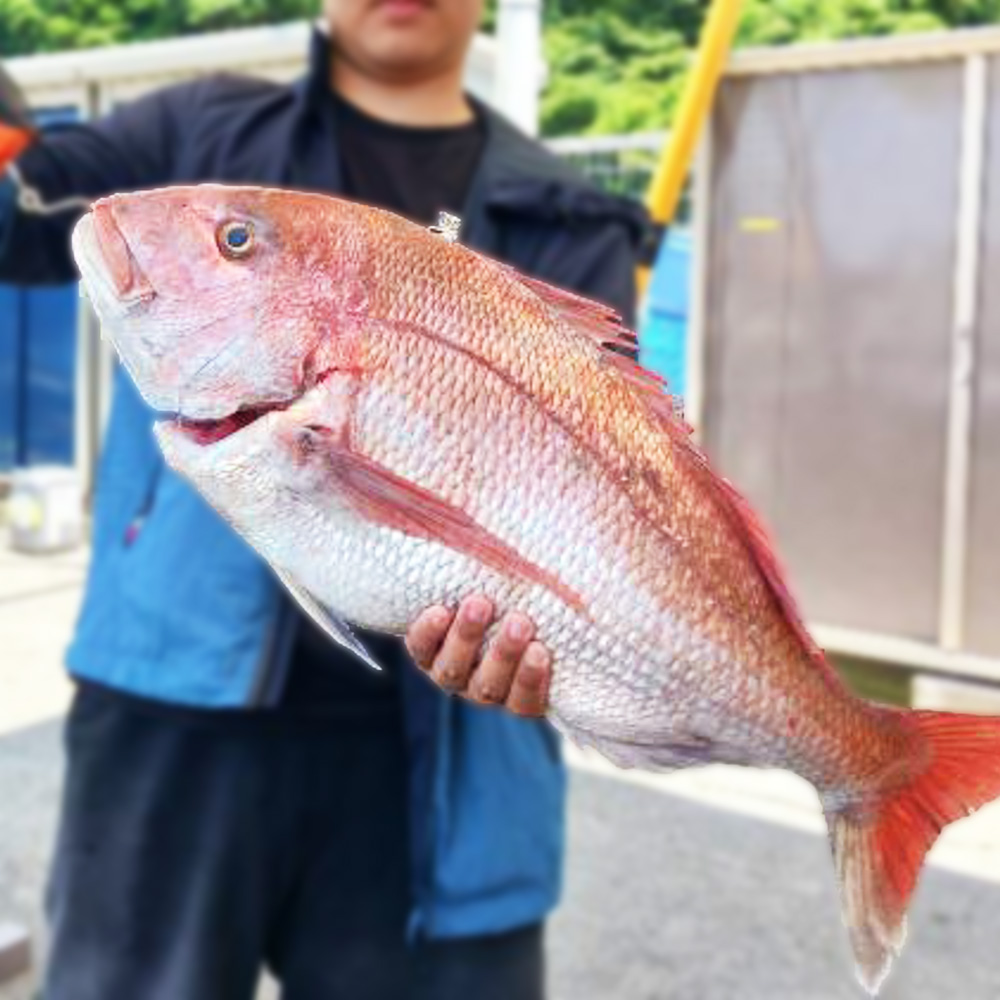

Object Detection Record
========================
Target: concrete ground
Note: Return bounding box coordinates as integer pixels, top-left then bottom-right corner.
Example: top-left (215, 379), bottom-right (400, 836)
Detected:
top-left (4, 545), bottom-right (1000, 999)
top-left (0, 545), bottom-right (79, 1000)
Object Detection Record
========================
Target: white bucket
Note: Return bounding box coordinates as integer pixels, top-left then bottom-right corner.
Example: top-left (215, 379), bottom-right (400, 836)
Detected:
top-left (7, 465), bottom-right (83, 554)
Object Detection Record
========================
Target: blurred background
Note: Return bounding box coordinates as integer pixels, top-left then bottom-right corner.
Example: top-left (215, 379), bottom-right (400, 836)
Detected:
top-left (4, 1), bottom-right (1000, 998)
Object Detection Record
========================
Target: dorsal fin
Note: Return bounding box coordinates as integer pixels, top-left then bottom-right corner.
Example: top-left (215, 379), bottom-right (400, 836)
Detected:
top-left (704, 465), bottom-right (829, 671)
top-left (516, 270), bottom-right (694, 433)
top-left (519, 269), bottom-right (829, 676)
top-left (517, 273), bottom-right (643, 357)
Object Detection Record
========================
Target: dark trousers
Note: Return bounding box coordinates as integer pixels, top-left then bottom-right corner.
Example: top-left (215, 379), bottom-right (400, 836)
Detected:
top-left (44, 685), bottom-right (544, 1000)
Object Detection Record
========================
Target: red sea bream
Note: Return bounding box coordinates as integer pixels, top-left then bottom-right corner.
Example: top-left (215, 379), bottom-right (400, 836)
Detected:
top-left (72, 185), bottom-right (1000, 995)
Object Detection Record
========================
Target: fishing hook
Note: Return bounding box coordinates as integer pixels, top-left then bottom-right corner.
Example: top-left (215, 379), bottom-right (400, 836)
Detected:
top-left (428, 211), bottom-right (462, 243)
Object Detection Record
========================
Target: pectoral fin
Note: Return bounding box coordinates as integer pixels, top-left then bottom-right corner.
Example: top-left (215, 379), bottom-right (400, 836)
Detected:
top-left (274, 566), bottom-right (382, 673)
top-left (315, 433), bottom-right (585, 614)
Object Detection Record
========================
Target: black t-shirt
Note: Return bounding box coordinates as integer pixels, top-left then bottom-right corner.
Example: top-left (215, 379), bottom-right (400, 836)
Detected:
top-left (280, 92), bottom-right (487, 713)
top-left (336, 93), bottom-right (487, 226)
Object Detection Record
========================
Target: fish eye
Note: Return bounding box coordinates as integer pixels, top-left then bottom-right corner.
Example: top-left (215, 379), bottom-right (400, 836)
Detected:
top-left (217, 220), bottom-right (255, 259)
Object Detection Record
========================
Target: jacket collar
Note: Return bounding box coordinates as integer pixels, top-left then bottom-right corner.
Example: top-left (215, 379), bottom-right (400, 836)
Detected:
top-left (463, 99), bottom-right (650, 254)
top-left (304, 22), bottom-right (337, 115)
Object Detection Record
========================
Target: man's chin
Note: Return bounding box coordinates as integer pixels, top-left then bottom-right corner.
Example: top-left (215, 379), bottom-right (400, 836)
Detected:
top-left (365, 39), bottom-right (448, 75)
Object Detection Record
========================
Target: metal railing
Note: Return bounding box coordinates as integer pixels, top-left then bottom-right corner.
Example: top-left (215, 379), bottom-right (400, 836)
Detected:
top-left (547, 131), bottom-right (667, 203)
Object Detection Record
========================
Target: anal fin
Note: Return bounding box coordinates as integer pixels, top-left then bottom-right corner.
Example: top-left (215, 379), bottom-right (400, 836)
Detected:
top-left (274, 566), bottom-right (382, 673)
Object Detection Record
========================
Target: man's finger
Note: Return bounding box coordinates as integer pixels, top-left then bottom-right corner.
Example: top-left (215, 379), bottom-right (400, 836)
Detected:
top-left (468, 613), bottom-right (535, 705)
top-left (429, 596), bottom-right (494, 692)
top-left (505, 642), bottom-right (551, 717)
top-left (404, 605), bottom-right (455, 670)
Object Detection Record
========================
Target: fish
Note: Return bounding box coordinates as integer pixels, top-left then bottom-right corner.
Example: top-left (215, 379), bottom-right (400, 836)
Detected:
top-left (72, 183), bottom-right (1000, 995)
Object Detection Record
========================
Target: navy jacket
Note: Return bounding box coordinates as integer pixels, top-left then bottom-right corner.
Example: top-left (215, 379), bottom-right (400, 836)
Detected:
top-left (0, 28), bottom-right (645, 938)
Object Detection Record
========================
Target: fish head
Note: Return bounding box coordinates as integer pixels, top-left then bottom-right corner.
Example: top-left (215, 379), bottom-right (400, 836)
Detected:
top-left (71, 184), bottom-right (418, 571)
top-left (71, 184), bottom-right (366, 421)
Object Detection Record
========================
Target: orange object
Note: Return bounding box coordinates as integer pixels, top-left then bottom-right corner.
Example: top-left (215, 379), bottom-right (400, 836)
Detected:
top-left (638, 0), bottom-right (745, 298)
top-left (0, 121), bottom-right (33, 166)
top-left (0, 62), bottom-right (35, 168)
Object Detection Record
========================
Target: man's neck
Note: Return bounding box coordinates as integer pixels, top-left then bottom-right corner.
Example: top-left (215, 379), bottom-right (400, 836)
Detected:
top-left (330, 55), bottom-right (473, 128)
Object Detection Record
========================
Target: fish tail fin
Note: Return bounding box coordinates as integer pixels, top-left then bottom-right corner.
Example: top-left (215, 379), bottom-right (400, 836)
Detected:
top-left (825, 710), bottom-right (1000, 996)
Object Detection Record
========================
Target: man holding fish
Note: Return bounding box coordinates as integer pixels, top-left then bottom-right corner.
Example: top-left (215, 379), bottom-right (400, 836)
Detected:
top-left (0, 1), bottom-right (644, 998)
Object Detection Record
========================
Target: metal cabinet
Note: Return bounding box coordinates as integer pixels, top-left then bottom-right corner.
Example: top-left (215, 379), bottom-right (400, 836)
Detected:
top-left (693, 31), bottom-right (1000, 677)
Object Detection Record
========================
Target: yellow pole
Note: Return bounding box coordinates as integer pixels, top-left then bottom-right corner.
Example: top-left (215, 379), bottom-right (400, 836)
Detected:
top-left (639, 0), bottom-right (744, 297)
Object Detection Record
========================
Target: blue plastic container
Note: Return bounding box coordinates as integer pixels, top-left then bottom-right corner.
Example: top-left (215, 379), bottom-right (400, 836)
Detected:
top-left (638, 228), bottom-right (692, 401)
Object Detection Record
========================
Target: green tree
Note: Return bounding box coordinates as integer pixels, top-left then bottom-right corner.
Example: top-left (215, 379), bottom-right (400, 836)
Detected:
top-left (539, 0), bottom-right (975, 137)
top-left (1, 0), bottom-right (996, 136)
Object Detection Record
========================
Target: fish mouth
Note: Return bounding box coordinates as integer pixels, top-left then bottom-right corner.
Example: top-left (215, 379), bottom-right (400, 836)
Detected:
top-left (169, 401), bottom-right (293, 447)
top-left (164, 368), bottom-right (338, 448)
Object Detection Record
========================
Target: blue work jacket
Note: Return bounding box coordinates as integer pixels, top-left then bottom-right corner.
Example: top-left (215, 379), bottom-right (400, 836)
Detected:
top-left (0, 27), bottom-right (645, 940)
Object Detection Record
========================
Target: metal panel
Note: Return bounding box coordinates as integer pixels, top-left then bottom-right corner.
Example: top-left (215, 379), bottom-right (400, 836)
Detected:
top-left (729, 25), bottom-right (1000, 78)
top-left (704, 64), bottom-right (962, 640)
top-left (940, 56), bottom-right (989, 649)
top-left (964, 57), bottom-right (1000, 656)
top-left (704, 76), bottom-right (795, 526)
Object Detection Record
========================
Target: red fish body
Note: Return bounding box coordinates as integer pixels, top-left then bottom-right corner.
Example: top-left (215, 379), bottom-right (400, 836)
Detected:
top-left (72, 185), bottom-right (1000, 995)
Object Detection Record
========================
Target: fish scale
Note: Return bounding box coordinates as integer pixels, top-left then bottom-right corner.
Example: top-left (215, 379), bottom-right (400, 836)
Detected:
top-left (72, 184), bottom-right (1000, 996)
top-left (352, 305), bottom-right (847, 780)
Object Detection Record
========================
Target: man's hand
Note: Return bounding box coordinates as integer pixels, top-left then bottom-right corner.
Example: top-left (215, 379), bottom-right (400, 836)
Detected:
top-left (405, 597), bottom-right (551, 717)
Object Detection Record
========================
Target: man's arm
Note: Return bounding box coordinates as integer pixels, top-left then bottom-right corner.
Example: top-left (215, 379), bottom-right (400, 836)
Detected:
top-left (537, 210), bottom-right (644, 328)
top-left (573, 220), bottom-right (643, 329)
top-left (0, 77), bottom-right (186, 285)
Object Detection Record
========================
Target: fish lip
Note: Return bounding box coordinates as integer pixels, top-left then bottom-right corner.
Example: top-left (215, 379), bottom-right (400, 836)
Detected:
top-left (72, 213), bottom-right (155, 318)
top-left (91, 200), bottom-right (157, 305)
